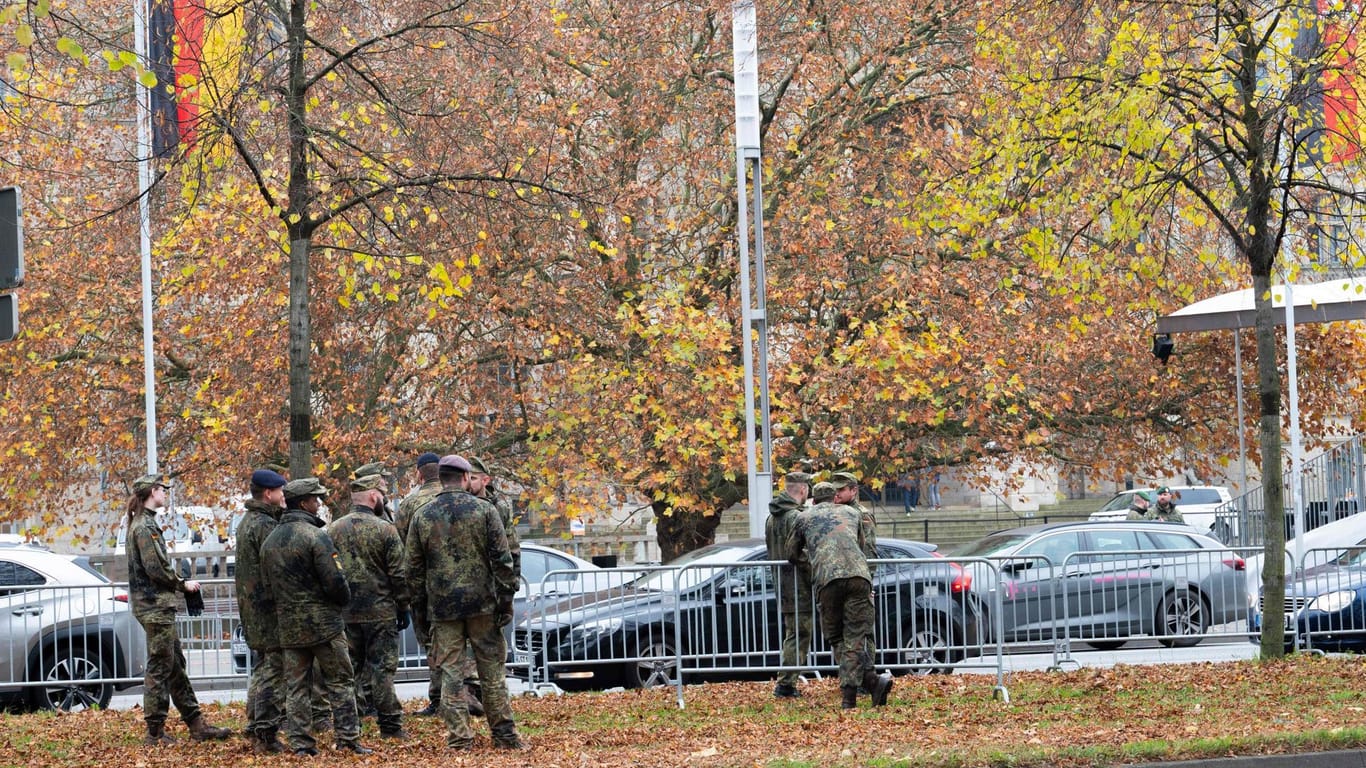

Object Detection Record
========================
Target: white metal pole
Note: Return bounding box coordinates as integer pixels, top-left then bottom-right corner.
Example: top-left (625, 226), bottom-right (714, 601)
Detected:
top-left (133, 0), bottom-right (159, 474)
top-left (732, 0), bottom-right (771, 536)
top-left (1234, 332), bottom-right (1247, 496)
top-left (1285, 282), bottom-right (1305, 576)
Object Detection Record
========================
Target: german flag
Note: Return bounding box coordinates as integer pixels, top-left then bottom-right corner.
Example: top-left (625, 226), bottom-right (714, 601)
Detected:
top-left (147, 0), bottom-right (244, 157)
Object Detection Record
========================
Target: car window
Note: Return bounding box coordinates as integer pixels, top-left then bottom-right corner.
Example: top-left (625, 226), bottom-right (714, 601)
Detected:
top-left (1141, 531), bottom-right (1202, 550)
top-left (1176, 489), bottom-right (1222, 505)
top-left (0, 560), bottom-right (47, 591)
top-left (1016, 532), bottom-right (1084, 567)
top-left (726, 564), bottom-right (771, 594)
top-left (1084, 530), bottom-right (1143, 560)
top-left (521, 550), bottom-right (578, 587)
top-left (1099, 493), bottom-right (1136, 513)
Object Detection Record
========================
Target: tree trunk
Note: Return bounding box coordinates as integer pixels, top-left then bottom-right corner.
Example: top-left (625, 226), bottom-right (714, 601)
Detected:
top-left (1252, 267), bottom-right (1288, 659)
top-left (285, 0), bottom-right (312, 478)
top-left (654, 502), bottom-right (722, 563)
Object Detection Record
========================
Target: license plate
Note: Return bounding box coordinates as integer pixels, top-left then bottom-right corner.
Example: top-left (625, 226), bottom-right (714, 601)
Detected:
top-left (231, 639), bottom-right (247, 656)
top-left (513, 651), bottom-right (530, 666)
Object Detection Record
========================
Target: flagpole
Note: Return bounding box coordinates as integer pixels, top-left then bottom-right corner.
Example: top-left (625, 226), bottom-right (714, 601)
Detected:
top-left (132, 0), bottom-right (159, 474)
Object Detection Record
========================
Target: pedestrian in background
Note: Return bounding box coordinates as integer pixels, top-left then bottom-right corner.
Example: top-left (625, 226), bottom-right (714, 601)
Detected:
top-left (899, 470), bottom-right (920, 514)
top-left (406, 455), bottom-right (527, 750)
top-left (262, 477), bottom-right (371, 756)
top-left (926, 469), bottom-right (943, 510)
top-left (327, 474), bottom-right (410, 739)
top-left (125, 473), bottom-right (231, 746)
top-left (235, 468), bottom-right (289, 753)
top-left (766, 470), bottom-right (813, 698)
top-left (395, 451), bottom-right (445, 716)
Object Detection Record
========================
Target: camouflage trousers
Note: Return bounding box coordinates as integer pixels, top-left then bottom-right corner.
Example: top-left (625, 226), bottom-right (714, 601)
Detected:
top-left (282, 633), bottom-right (360, 750)
top-left (245, 647), bottom-right (285, 736)
top-left (431, 615), bottom-right (517, 748)
top-left (345, 620), bottom-right (402, 732)
top-left (777, 604), bottom-right (815, 687)
top-left (414, 616), bottom-right (441, 702)
top-left (136, 611), bottom-right (202, 727)
top-left (817, 577), bottom-right (875, 689)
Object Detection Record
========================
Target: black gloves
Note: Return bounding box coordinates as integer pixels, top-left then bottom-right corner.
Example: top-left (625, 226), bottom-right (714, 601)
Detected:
top-left (496, 597), bottom-right (514, 628)
top-left (396, 610), bottom-right (410, 631)
top-left (184, 588), bottom-right (205, 617)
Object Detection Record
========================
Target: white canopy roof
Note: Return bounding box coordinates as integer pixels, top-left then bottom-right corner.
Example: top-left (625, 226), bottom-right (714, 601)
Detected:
top-left (1156, 276), bottom-right (1366, 334)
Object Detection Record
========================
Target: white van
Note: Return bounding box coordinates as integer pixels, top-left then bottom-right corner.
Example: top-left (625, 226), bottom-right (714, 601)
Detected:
top-left (1089, 485), bottom-right (1236, 541)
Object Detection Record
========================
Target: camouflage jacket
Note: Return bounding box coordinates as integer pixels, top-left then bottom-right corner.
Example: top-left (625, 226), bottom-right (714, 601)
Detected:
top-left (1147, 501), bottom-right (1184, 523)
top-left (785, 502), bottom-right (872, 592)
top-left (765, 492), bottom-right (812, 609)
top-left (406, 489), bottom-right (516, 622)
top-left (261, 510), bottom-right (351, 648)
top-left (852, 502), bottom-right (879, 561)
top-left (478, 487), bottom-right (521, 578)
top-left (396, 479), bottom-right (443, 547)
top-left (326, 504), bottom-right (408, 623)
top-left (127, 508), bottom-right (186, 618)
top-left (235, 498), bottom-right (283, 649)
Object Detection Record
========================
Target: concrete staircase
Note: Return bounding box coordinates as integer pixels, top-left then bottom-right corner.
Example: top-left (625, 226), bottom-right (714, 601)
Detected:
top-left (717, 497), bottom-right (1100, 552)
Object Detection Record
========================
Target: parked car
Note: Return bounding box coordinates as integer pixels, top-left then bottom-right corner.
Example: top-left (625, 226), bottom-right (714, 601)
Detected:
top-left (1090, 486), bottom-right (1236, 541)
top-left (232, 541), bottom-right (631, 674)
top-left (951, 520), bottom-right (1248, 649)
top-left (0, 545), bottom-right (147, 711)
top-left (1249, 532), bottom-right (1366, 653)
top-left (512, 537), bottom-right (981, 691)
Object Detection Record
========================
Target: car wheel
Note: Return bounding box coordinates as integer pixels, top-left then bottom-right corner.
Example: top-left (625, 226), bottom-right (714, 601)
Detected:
top-left (626, 635), bottom-right (678, 688)
top-left (1155, 590), bottom-right (1207, 648)
top-left (1086, 640), bottom-right (1126, 651)
top-left (893, 613), bottom-right (955, 676)
top-left (34, 645), bottom-right (112, 712)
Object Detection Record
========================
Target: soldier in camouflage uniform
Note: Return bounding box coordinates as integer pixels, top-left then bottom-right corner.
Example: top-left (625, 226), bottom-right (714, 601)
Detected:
top-left (352, 461), bottom-right (395, 523)
top-left (831, 472), bottom-right (878, 663)
top-left (327, 474), bottom-right (409, 738)
top-left (766, 470), bottom-right (813, 698)
top-left (464, 456), bottom-right (520, 711)
top-left (406, 455), bottom-right (527, 751)
top-left (235, 469), bottom-right (289, 753)
top-left (786, 480), bottom-right (893, 710)
top-left (261, 477), bottom-right (372, 756)
top-left (124, 474), bottom-right (231, 746)
top-left (395, 452), bottom-right (450, 716)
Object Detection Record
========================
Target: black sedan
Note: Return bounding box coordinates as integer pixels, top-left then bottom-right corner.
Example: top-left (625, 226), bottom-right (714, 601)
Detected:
top-left (512, 537), bottom-right (982, 690)
top-left (1251, 541), bottom-right (1366, 653)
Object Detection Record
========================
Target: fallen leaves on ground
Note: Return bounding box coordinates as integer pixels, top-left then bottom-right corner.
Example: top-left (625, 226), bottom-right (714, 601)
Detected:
top-left (4, 655), bottom-right (1366, 768)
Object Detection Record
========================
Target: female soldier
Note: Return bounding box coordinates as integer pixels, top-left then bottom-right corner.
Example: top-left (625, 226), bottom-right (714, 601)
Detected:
top-left (125, 473), bottom-right (231, 746)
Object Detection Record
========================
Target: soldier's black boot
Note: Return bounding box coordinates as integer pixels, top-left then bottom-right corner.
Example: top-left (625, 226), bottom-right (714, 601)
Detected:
top-left (863, 671), bottom-right (894, 707)
top-left (773, 682), bottom-right (801, 698)
top-left (416, 697), bottom-right (440, 716)
top-left (187, 715), bottom-right (231, 741)
top-left (255, 729), bottom-right (286, 754)
top-left (840, 686), bottom-right (858, 710)
top-left (143, 721), bottom-right (175, 746)
top-left (336, 740), bottom-right (374, 755)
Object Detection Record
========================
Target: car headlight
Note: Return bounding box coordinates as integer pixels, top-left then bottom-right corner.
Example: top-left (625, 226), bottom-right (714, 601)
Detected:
top-left (567, 618), bottom-right (623, 644)
top-left (1307, 590), bottom-right (1357, 614)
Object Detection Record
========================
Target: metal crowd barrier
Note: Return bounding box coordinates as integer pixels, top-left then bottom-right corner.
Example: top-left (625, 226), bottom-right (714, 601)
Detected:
top-left (1267, 545), bottom-right (1366, 654)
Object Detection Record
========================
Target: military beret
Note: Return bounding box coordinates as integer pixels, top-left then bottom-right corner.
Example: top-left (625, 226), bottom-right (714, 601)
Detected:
top-left (349, 474), bottom-right (386, 492)
top-left (467, 456), bottom-right (491, 475)
top-left (353, 461), bottom-right (391, 479)
top-left (439, 454), bottom-right (473, 473)
top-left (811, 481), bottom-right (836, 501)
top-left (1135, 490), bottom-right (1154, 503)
top-left (784, 471), bottom-right (813, 484)
top-left (829, 471), bottom-right (860, 489)
top-left (250, 469), bottom-right (287, 489)
top-left (416, 452), bottom-right (441, 468)
top-left (283, 477), bottom-right (328, 500)
top-left (1156, 486), bottom-right (1172, 495)
top-left (132, 473), bottom-right (170, 493)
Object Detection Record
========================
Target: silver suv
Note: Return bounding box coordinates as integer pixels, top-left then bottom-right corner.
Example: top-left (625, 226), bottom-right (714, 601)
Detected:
top-left (0, 545), bottom-right (147, 710)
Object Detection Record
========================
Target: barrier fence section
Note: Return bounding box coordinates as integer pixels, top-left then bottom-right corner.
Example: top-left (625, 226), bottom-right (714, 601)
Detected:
top-left (512, 557), bottom-right (1011, 707)
top-left (1265, 545), bottom-right (1366, 655)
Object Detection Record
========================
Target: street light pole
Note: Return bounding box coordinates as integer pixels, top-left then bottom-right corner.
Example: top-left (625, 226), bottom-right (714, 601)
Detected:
top-left (732, 0), bottom-right (773, 537)
top-left (132, 0), bottom-right (159, 474)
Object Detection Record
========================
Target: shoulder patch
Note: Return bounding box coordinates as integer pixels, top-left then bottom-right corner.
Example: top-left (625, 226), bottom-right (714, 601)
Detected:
top-left (332, 552), bottom-right (343, 571)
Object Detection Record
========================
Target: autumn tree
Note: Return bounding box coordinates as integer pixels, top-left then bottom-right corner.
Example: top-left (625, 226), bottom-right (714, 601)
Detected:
top-left (953, 0), bottom-right (1366, 657)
